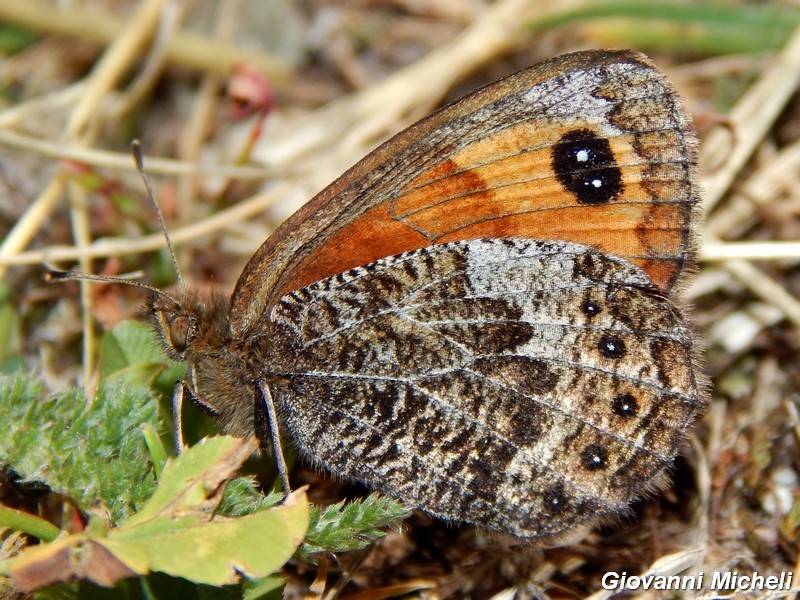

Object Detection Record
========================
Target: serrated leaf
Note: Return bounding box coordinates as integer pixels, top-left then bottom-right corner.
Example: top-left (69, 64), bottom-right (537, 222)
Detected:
top-left (218, 476), bottom-right (284, 516)
top-left (0, 374), bottom-right (162, 522)
top-left (299, 493), bottom-right (412, 558)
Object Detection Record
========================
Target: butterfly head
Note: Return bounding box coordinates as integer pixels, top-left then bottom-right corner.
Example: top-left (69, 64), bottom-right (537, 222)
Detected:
top-left (146, 288), bottom-right (232, 363)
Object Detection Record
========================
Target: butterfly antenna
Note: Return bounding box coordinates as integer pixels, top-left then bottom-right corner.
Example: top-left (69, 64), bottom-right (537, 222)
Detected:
top-left (131, 140), bottom-right (184, 286)
top-left (44, 269), bottom-right (181, 306)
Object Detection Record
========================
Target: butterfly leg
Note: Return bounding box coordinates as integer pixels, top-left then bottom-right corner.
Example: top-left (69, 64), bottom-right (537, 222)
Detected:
top-left (256, 381), bottom-right (292, 496)
top-left (171, 379), bottom-right (220, 454)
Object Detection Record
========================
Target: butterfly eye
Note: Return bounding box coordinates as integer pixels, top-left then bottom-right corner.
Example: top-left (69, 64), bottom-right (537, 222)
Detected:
top-left (169, 315), bottom-right (190, 352)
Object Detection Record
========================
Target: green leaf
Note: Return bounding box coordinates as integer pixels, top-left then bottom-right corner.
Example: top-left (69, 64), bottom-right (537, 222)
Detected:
top-left (218, 476), bottom-right (284, 516)
top-left (99, 320), bottom-right (184, 387)
top-left (108, 491), bottom-right (307, 586)
top-left (242, 575), bottom-right (285, 600)
top-left (141, 423), bottom-right (168, 479)
top-left (0, 280), bottom-right (24, 374)
top-left (6, 437), bottom-right (308, 591)
top-left (0, 373), bottom-right (163, 522)
top-left (299, 494), bottom-right (413, 559)
top-left (0, 24), bottom-right (37, 55)
top-left (537, 0), bottom-right (800, 55)
top-left (123, 436), bottom-right (260, 528)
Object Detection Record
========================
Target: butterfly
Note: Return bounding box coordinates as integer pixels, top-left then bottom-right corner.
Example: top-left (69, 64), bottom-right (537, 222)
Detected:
top-left (146, 49), bottom-right (705, 541)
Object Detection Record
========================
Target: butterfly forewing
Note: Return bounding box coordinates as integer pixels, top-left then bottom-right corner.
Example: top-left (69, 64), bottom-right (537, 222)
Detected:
top-left (230, 50), bottom-right (698, 335)
top-left (264, 238), bottom-right (703, 540)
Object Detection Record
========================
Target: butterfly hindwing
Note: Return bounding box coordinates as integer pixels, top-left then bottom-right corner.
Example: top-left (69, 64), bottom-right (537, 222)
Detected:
top-left (265, 238), bottom-right (703, 539)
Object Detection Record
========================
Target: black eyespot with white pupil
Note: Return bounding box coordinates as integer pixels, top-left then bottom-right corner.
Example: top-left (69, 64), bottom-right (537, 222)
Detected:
top-left (612, 393), bottom-right (639, 418)
top-left (581, 443), bottom-right (609, 471)
top-left (552, 129), bottom-right (623, 205)
top-left (542, 485), bottom-right (569, 514)
top-left (598, 334), bottom-right (626, 359)
top-left (580, 299), bottom-right (602, 318)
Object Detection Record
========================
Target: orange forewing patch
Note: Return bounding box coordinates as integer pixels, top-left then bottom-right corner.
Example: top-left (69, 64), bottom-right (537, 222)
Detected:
top-left (278, 203), bottom-right (430, 296)
top-left (275, 127), bottom-right (690, 295)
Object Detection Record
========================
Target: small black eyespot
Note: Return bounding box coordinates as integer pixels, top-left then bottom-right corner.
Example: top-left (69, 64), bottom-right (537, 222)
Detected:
top-left (543, 485), bottom-right (569, 515)
top-left (580, 299), bottom-right (602, 318)
top-left (580, 443), bottom-right (610, 471)
top-left (612, 393), bottom-right (639, 418)
top-left (598, 334), bottom-right (626, 359)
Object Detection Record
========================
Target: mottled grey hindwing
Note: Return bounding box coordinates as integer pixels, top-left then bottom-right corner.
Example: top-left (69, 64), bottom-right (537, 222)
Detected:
top-left (265, 238), bottom-right (703, 540)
